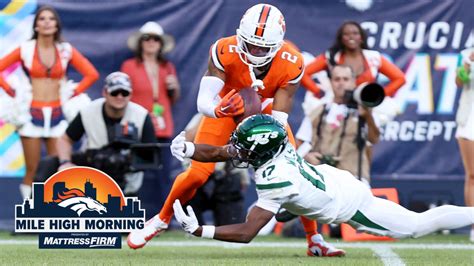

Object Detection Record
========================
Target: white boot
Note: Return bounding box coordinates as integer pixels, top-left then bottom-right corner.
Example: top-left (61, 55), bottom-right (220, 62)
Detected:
top-left (127, 215), bottom-right (168, 249)
top-left (19, 184), bottom-right (32, 200)
top-left (469, 228), bottom-right (474, 242)
top-left (307, 234), bottom-right (346, 257)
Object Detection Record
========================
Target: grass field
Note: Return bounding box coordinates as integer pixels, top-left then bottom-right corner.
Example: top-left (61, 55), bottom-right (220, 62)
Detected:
top-left (1, 231), bottom-right (474, 265)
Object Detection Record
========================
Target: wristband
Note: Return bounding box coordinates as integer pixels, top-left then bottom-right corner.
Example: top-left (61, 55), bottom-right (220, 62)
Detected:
top-left (457, 66), bottom-right (470, 84)
top-left (184, 142), bottom-right (195, 158)
top-left (201, 225), bottom-right (215, 239)
top-left (272, 110), bottom-right (288, 126)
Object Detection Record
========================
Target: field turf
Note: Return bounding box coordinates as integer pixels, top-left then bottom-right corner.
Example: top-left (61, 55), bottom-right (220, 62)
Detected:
top-left (1, 231), bottom-right (473, 265)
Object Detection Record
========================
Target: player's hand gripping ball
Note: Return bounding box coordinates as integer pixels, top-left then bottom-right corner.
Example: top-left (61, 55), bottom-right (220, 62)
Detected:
top-left (233, 87), bottom-right (262, 124)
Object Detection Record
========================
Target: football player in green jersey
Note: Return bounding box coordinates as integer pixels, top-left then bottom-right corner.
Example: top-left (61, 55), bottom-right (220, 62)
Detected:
top-left (171, 114), bottom-right (474, 252)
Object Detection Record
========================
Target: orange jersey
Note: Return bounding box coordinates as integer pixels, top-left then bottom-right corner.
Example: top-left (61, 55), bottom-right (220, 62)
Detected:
top-left (304, 50), bottom-right (405, 97)
top-left (210, 36), bottom-right (304, 99)
top-left (0, 43), bottom-right (99, 97)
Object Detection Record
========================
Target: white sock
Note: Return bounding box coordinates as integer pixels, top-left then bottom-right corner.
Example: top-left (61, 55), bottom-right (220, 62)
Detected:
top-left (150, 215), bottom-right (168, 230)
top-left (311, 234), bottom-right (324, 243)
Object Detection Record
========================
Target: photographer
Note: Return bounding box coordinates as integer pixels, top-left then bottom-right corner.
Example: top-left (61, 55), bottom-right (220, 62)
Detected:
top-left (56, 72), bottom-right (156, 195)
top-left (295, 65), bottom-right (380, 184)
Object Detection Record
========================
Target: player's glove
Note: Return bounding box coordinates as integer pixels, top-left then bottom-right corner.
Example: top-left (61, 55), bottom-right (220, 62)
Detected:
top-left (173, 199), bottom-right (199, 234)
top-left (214, 89), bottom-right (244, 118)
top-left (170, 131), bottom-right (195, 161)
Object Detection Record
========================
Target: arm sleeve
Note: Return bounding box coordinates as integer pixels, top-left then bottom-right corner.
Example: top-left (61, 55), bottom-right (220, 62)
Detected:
top-left (379, 56), bottom-right (406, 97)
top-left (65, 113), bottom-right (85, 142)
top-left (302, 54), bottom-right (328, 96)
top-left (0, 47), bottom-right (22, 96)
top-left (196, 76), bottom-right (224, 118)
top-left (69, 47), bottom-right (100, 95)
top-left (140, 114), bottom-right (157, 143)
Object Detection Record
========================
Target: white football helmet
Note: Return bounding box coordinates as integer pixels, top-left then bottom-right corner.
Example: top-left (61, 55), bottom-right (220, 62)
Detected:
top-left (236, 4), bottom-right (285, 67)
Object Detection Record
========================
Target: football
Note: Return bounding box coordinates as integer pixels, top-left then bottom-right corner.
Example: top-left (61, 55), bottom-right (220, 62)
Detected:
top-left (234, 87), bottom-right (262, 124)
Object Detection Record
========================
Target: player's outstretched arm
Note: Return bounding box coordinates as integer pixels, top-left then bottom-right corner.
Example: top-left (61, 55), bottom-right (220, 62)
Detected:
top-left (170, 131), bottom-right (235, 162)
top-left (192, 144), bottom-right (234, 162)
top-left (173, 199), bottom-right (274, 243)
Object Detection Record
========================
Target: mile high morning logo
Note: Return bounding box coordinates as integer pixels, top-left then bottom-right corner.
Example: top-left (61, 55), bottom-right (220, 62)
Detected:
top-left (15, 167), bottom-right (145, 249)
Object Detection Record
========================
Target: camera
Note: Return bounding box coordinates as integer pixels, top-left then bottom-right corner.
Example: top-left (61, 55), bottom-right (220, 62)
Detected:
top-left (87, 143), bottom-right (163, 173)
top-left (343, 82), bottom-right (385, 109)
top-left (34, 123), bottom-right (162, 186)
top-left (86, 123), bottom-right (162, 178)
top-left (130, 143), bottom-right (165, 170)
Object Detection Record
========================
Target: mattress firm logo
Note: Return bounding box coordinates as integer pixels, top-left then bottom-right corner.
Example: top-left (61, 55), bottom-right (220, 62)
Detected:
top-left (15, 167), bottom-right (145, 249)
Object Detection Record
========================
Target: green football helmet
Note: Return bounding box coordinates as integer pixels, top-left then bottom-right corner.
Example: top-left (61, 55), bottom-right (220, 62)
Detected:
top-left (230, 114), bottom-right (288, 168)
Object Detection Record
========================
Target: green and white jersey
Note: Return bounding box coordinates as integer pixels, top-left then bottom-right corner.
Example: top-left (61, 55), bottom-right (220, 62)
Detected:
top-left (254, 144), bottom-right (371, 224)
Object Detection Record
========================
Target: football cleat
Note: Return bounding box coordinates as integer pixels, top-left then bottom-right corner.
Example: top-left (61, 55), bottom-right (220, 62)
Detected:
top-left (127, 215), bottom-right (168, 249)
top-left (307, 234), bottom-right (345, 257)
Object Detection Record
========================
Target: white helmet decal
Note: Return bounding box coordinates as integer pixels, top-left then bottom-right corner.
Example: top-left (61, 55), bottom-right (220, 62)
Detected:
top-left (236, 4), bottom-right (285, 67)
top-left (247, 131), bottom-right (279, 151)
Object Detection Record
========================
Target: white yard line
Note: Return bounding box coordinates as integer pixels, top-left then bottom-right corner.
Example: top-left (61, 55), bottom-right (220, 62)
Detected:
top-left (371, 246), bottom-right (406, 266)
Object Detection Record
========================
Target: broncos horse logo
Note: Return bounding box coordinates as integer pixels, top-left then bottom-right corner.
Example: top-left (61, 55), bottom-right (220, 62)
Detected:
top-left (54, 189), bottom-right (107, 216)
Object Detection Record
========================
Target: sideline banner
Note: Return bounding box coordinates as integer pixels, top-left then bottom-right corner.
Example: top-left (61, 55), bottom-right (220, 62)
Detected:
top-left (0, 0), bottom-right (472, 180)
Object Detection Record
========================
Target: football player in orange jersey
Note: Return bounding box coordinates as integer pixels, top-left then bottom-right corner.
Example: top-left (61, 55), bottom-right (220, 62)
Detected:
top-left (127, 3), bottom-right (344, 257)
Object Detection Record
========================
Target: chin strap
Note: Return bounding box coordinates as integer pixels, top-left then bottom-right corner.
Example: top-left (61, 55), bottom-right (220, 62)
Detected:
top-left (248, 65), bottom-right (265, 91)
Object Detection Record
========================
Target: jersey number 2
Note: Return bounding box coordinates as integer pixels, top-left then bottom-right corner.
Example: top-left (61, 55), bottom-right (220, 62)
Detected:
top-left (228, 45), bottom-right (239, 53)
top-left (281, 52), bottom-right (297, 63)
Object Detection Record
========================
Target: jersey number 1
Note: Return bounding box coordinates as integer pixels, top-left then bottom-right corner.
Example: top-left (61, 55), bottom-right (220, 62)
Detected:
top-left (262, 165), bottom-right (275, 179)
